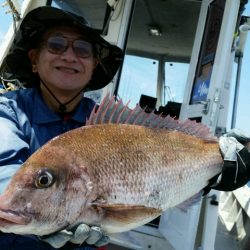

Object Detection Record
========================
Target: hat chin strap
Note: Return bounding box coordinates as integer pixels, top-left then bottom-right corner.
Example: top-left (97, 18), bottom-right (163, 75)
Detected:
top-left (40, 79), bottom-right (84, 113)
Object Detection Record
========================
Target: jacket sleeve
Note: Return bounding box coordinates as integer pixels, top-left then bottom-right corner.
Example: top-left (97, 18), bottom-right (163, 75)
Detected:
top-left (0, 97), bottom-right (29, 194)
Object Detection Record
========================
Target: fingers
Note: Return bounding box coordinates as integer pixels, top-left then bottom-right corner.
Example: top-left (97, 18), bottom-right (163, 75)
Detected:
top-left (76, 225), bottom-right (109, 247)
top-left (70, 224), bottom-right (90, 244)
top-left (71, 225), bottom-right (109, 246)
top-left (219, 136), bottom-right (244, 161)
top-left (210, 129), bottom-right (250, 192)
top-left (85, 226), bottom-right (103, 245)
top-left (41, 224), bottom-right (109, 248)
top-left (95, 235), bottom-right (110, 247)
top-left (41, 230), bottom-right (73, 249)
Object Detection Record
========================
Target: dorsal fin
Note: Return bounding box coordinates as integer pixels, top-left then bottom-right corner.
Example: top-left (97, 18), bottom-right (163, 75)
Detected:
top-left (86, 94), bottom-right (217, 141)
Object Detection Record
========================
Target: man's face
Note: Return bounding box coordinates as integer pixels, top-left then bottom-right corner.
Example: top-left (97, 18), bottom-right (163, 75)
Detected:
top-left (28, 26), bottom-right (98, 96)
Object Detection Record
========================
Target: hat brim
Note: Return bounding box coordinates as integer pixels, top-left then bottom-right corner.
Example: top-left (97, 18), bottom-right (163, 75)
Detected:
top-left (1, 6), bottom-right (123, 91)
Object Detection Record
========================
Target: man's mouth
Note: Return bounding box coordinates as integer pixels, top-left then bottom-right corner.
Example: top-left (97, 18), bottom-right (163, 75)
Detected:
top-left (56, 66), bottom-right (79, 74)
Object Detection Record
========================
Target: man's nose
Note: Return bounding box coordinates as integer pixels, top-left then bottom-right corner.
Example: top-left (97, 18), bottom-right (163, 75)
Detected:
top-left (61, 45), bottom-right (78, 61)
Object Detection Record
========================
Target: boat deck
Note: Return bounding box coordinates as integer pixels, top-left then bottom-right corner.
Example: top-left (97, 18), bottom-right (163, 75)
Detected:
top-left (104, 210), bottom-right (249, 250)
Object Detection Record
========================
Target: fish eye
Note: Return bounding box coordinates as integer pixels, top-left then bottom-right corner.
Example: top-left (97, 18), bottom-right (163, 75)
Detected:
top-left (35, 170), bottom-right (54, 189)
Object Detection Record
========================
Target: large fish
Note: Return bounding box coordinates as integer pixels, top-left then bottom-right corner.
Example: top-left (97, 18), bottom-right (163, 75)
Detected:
top-left (0, 95), bottom-right (223, 236)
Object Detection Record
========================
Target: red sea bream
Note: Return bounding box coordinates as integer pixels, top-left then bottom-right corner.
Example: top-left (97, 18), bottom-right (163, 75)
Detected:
top-left (0, 95), bottom-right (223, 236)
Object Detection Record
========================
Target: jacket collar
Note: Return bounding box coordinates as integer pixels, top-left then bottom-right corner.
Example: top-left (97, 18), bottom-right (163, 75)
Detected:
top-left (33, 88), bottom-right (93, 124)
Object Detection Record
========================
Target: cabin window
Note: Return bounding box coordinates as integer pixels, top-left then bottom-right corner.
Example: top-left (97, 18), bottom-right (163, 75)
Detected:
top-left (117, 55), bottom-right (159, 108)
top-left (164, 62), bottom-right (189, 105)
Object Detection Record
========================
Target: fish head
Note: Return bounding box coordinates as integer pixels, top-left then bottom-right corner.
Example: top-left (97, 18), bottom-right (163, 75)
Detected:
top-left (0, 145), bottom-right (96, 236)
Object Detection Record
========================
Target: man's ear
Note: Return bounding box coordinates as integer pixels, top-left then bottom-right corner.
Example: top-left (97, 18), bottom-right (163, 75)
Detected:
top-left (28, 49), bottom-right (38, 73)
top-left (94, 58), bottom-right (99, 68)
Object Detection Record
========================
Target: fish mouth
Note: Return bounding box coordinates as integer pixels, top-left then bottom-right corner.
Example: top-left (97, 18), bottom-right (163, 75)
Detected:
top-left (0, 209), bottom-right (31, 226)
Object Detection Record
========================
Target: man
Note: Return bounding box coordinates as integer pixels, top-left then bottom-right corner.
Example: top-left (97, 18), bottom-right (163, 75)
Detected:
top-left (0, 6), bottom-right (122, 249)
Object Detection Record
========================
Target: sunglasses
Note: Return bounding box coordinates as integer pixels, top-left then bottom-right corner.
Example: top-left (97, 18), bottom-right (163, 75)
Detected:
top-left (44, 36), bottom-right (94, 58)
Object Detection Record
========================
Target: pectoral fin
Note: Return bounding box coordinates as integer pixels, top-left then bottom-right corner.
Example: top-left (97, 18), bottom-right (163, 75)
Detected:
top-left (93, 204), bottom-right (162, 234)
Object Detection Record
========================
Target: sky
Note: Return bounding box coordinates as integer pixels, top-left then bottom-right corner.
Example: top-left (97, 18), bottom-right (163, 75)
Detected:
top-left (0, 2), bottom-right (12, 42)
top-left (0, 1), bottom-right (250, 134)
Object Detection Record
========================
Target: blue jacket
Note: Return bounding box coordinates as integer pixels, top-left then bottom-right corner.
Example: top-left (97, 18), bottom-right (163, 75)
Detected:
top-left (0, 88), bottom-right (96, 250)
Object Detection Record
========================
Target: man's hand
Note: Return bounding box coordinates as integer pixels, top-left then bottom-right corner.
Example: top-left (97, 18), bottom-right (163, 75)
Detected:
top-left (210, 129), bottom-right (250, 191)
top-left (40, 224), bottom-right (109, 249)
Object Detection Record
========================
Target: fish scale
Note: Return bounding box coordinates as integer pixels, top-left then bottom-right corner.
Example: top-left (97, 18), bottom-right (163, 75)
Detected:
top-left (73, 124), bottom-right (218, 209)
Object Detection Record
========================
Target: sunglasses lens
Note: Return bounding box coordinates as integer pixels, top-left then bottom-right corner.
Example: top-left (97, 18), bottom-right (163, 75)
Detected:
top-left (73, 40), bottom-right (93, 58)
top-left (46, 37), bottom-right (93, 58)
top-left (47, 37), bottom-right (67, 54)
